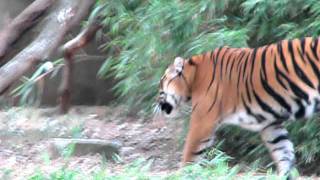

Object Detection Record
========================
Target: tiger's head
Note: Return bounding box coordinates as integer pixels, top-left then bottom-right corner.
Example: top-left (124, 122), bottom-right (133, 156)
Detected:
top-left (156, 57), bottom-right (196, 116)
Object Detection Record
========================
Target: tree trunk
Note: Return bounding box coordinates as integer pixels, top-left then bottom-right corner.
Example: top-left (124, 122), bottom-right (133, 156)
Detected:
top-left (0, 0), bottom-right (94, 95)
top-left (0, 0), bottom-right (55, 61)
top-left (59, 14), bottom-right (103, 113)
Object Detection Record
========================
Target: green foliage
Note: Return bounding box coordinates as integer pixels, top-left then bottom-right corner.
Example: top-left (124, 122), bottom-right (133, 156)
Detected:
top-left (11, 59), bottom-right (63, 106)
top-left (26, 156), bottom-right (285, 180)
top-left (96, 0), bottom-right (320, 110)
top-left (96, 0), bottom-right (248, 110)
top-left (28, 168), bottom-right (79, 180)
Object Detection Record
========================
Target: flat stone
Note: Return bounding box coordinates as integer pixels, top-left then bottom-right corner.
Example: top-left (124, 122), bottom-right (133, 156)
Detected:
top-left (120, 146), bottom-right (135, 156)
top-left (48, 138), bottom-right (121, 159)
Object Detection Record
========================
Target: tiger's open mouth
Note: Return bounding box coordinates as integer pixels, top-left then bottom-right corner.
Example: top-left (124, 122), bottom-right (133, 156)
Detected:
top-left (159, 102), bottom-right (173, 114)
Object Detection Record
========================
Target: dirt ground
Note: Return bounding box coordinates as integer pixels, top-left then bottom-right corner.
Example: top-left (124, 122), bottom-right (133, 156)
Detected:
top-left (0, 106), bottom-right (185, 179)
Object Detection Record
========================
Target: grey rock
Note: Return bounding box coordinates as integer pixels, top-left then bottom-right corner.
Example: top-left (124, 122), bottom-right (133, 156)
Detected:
top-left (48, 138), bottom-right (121, 159)
top-left (121, 146), bottom-right (135, 156)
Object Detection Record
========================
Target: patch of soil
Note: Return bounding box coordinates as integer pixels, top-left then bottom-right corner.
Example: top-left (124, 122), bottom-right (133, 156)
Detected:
top-left (0, 106), bottom-right (185, 179)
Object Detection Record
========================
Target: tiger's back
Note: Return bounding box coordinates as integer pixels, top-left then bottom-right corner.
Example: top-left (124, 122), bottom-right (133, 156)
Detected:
top-left (210, 38), bottom-right (320, 131)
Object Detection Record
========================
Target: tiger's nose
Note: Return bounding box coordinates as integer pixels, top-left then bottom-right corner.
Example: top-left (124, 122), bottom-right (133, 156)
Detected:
top-left (160, 102), bottom-right (173, 114)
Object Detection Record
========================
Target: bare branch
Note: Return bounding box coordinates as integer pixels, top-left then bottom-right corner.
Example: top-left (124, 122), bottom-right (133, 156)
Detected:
top-left (59, 13), bottom-right (103, 113)
top-left (0, 0), bottom-right (95, 95)
top-left (0, 0), bottom-right (55, 61)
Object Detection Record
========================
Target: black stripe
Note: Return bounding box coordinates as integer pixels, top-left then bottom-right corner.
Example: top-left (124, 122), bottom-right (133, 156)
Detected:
top-left (277, 42), bottom-right (289, 72)
top-left (274, 57), bottom-right (288, 90)
top-left (294, 98), bottom-right (305, 119)
top-left (279, 157), bottom-right (292, 162)
top-left (207, 83), bottom-right (220, 113)
top-left (260, 72), bottom-right (292, 113)
top-left (242, 51), bottom-right (250, 80)
top-left (296, 38), bottom-right (306, 64)
top-left (228, 56), bottom-right (237, 80)
top-left (261, 47), bottom-right (268, 81)
top-left (301, 48), bottom-right (320, 87)
top-left (245, 79), bottom-right (252, 103)
top-left (219, 57), bottom-right (225, 81)
top-left (236, 61), bottom-right (243, 89)
top-left (188, 58), bottom-right (196, 66)
top-left (300, 38), bottom-right (306, 55)
top-left (288, 40), bottom-right (315, 89)
top-left (170, 94), bottom-right (179, 105)
top-left (255, 114), bottom-right (267, 123)
top-left (272, 146), bottom-right (286, 152)
top-left (262, 121), bottom-right (283, 131)
top-left (236, 52), bottom-right (247, 99)
top-left (219, 48), bottom-right (230, 64)
top-left (241, 94), bottom-right (266, 123)
top-left (236, 51), bottom-right (246, 72)
top-left (225, 52), bottom-right (234, 74)
top-left (207, 48), bottom-right (223, 92)
top-left (229, 51), bottom-right (244, 80)
top-left (214, 48), bottom-right (224, 61)
top-left (252, 90), bottom-right (285, 119)
top-left (200, 139), bottom-right (211, 143)
top-left (210, 51), bottom-right (215, 61)
top-left (241, 94), bottom-right (254, 118)
top-left (237, 52), bottom-right (250, 88)
top-left (249, 48), bottom-right (258, 85)
top-left (306, 40), bottom-right (320, 95)
top-left (278, 70), bottom-right (309, 103)
top-left (192, 149), bottom-right (207, 156)
top-left (192, 103), bottom-right (198, 113)
top-left (220, 48), bottom-right (231, 80)
top-left (267, 134), bottom-right (289, 144)
top-left (312, 38), bottom-right (319, 61)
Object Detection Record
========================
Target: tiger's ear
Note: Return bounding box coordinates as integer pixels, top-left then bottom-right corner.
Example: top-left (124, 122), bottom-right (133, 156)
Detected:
top-left (174, 57), bottom-right (184, 73)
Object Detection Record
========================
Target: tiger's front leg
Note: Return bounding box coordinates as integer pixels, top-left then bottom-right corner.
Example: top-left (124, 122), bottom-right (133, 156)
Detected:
top-left (261, 123), bottom-right (295, 178)
top-left (182, 114), bottom-right (219, 164)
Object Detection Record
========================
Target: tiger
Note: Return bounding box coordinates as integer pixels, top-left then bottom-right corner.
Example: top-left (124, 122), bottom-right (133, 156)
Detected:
top-left (156, 37), bottom-right (320, 179)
